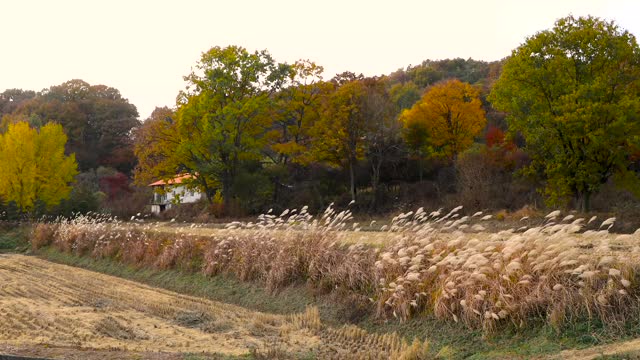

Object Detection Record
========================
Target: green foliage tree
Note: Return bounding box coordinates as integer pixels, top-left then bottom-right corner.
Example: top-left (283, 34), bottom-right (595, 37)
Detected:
top-left (490, 15), bottom-right (640, 211)
top-left (389, 81), bottom-right (421, 111)
top-left (134, 107), bottom-right (217, 204)
top-left (388, 58), bottom-right (494, 89)
top-left (170, 46), bottom-right (288, 209)
top-left (0, 122), bottom-right (78, 212)
top-left (401, 112), bottom-right (432, 181)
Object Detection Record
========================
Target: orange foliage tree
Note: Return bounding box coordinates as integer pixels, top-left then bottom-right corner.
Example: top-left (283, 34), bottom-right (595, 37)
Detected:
top-left (400, 79), bottom-right (486, 160)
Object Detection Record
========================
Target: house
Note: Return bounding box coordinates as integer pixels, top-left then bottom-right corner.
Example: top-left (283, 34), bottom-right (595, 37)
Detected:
top-left (149, 174), bottom-right (203, 214)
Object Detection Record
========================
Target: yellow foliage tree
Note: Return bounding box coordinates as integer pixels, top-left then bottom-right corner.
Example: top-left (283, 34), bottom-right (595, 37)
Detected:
top-left (400, 79), bottom-right (486, 160)
top-left (133, 107), bottom-right (181, 187)
top-left (267, 60), bottom-right (328, 165)
top-left (310, 78), bottom-right (368, 202)
top-left (0, 122), bottom-right (77, 212)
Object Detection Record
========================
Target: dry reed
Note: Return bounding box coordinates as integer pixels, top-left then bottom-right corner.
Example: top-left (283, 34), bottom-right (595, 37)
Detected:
top-left (32, 205), bottom-right (640, 334)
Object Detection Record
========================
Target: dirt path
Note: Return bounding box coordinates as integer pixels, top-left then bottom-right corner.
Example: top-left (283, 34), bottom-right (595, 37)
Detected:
top-left (549, 339), bottom-right (640, 359)
top-left (150, 222), bottom-right (640, 253)
top-left (150, 224), bottom-right (396, 245)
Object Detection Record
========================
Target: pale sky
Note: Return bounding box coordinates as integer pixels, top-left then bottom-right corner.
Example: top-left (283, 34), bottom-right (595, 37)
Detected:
top-left (2, 0), bottom-right (639, 119)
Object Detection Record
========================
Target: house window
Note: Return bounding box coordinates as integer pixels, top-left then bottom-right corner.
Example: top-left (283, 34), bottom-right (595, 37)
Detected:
top-left (154, 193), bottom-right (167, 204)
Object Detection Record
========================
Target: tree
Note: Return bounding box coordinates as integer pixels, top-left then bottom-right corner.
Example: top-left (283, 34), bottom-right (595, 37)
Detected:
top-left (489, 15), bottom-right (640, 211)
top-left (0, 122), bottom-right (77, 212)
top-left (133, 107), bottom-right (181, 186)
top-left (263, 60), bottom-right (331, 204)
top-left (362, 77), bottom-right (402, 208)
top-left (0, 89), bottom-right (36, 116)
top-left (267, 60), bottom-right (328, 166)
top-left (389, 81), bottom-right (421, 111)
top-left (401, 110), bottom-right (432, 181)
top-left (310, 77), bottom-right (367, 202)
top-left (133, 106), bottom-right (216, 206)
top-left (400, 79), bottom-right (486, 161)
top-left (11, 80), bottom-right (139, 173)
top-left (172, 45), bottom-right (288, 209)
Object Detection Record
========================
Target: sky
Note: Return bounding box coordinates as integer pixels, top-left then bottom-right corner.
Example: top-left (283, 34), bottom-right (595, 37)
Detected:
top-left (1, 0), bottom-right (639, 120)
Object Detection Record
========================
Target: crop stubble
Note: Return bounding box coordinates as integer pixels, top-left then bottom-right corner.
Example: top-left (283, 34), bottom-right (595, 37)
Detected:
top-left (0, 254), bottom-right (321, 356)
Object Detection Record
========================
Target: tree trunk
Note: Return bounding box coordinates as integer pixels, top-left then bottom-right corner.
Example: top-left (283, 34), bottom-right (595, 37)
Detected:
top-left (199, 178), bottom-right (214, 205)
top-left (349, 158), bottom-right (357, 203)
top-left (222, 172), bottom-right (233, 214)
top-left (204, 189), bottom-right (214, 205)
top-left (580, 191), bottom-right (591, 213)
top-left (272, 174), bottom-right (284, 206)
top-left (371, 159), bottom-right (382, 210)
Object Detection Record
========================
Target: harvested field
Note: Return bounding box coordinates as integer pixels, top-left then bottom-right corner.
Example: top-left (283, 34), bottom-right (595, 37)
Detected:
top-left (0, 254), bottom-right (428, 359)
top-left (0, 254), bottom-right (317, 357)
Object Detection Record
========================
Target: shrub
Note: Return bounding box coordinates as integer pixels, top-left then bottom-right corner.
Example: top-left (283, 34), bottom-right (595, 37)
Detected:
top-left (101, 185), bottom-right (151, 219)
top-left (31, 223), bottom-right (58, 250)
top-left (456, 144), bottom-right (534, 211)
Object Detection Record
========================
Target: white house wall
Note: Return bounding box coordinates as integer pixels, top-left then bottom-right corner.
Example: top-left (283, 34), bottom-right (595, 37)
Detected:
top-left (166, 185), bottom-right (203, 204)
top-left (150, 184), bottom-right (205, 214)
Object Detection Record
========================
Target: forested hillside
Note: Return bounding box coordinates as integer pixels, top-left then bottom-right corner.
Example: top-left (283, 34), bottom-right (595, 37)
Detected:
top-left (1, 15), bottom-right (639, 219)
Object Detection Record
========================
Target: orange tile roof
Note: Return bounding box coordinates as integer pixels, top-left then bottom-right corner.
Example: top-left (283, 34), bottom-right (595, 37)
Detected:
top-left (149, 174), bottom-right (196, 187)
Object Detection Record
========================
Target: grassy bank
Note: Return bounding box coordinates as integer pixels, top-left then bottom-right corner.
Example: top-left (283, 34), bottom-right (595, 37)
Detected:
top-left (35, 246), bottom-right (639, 359)
top-left (0, 223), bottom-right (30, 253)
top-left (36, 246), bottom-right (317, 317)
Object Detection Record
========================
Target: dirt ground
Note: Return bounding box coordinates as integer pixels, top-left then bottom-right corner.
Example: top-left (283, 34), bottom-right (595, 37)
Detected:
top-left (551, 339), bottom-right (640, 359)
top-left (0, 254), bottom-right (321, 359)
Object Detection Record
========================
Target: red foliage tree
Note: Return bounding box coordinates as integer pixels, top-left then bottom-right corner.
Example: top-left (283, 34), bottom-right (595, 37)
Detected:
top-left (99, 172), bottom-right (132, 200)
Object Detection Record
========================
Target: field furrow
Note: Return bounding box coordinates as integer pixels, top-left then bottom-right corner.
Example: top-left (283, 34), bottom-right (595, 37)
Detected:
top-left (0, 254), bottom-right (322, 357)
